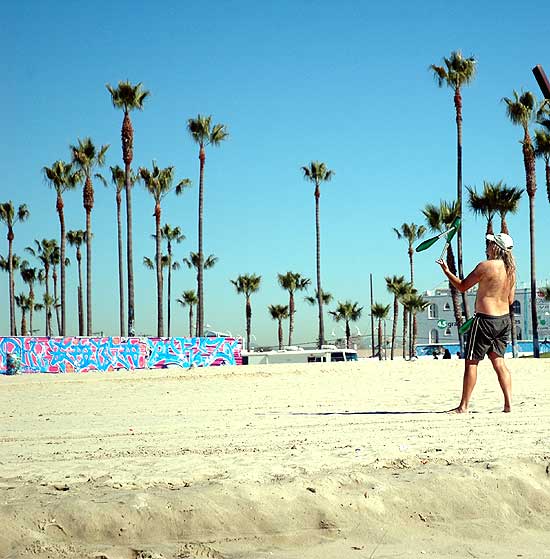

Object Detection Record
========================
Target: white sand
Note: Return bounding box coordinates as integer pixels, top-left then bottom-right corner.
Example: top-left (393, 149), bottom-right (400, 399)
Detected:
top-left (1, 358), bottom-right (550, 558)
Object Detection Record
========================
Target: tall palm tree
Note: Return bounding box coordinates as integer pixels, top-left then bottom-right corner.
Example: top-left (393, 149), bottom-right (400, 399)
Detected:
top-left (230, 274), bottom-right (261, 351)
top-left (138, 162), bottom-right (190, 337)
top-left (422, 200), bottom-right (464, 347)
top-left (392, 223), bottom-right (426, 286)
top-left (399, 283), bottom-right (416, 360)
top-left (25, 239), bottom-right (56, 336)
top-left (304, 288), bottom-right (333, 306)
top-left (187, 114), bottom-right (229, 337)
top-left (402, 293), bottom-right (429, 357)
top-left (268, 304), bottom-right (289, 350)
top-left (110, 165), bottom-right (134, 336)
top-left (0, 202), bottom-right (29, 335)
top-left (301, 161), bottom-right (335, 348)
top-left (183, 251), bottom-right (218, 336)
top-left (503, 91), bottom-right (547, 358)
top-left (43, 160), bottom-right (79, 336)
top-left (430, 50), bottom-right (476, 321)
top-left (385, 275), bottom-right (408, 360)
top-left (42, 293), bottom-right (56, 337)
top-left (160, 224), bottom-right (186, 337)
top-left (20, 262), bottom-right (42, 336)
top-left (329, 301), bottom-right (363, 349)
top-left (0, 253), bottom-right (22, 335)
top-left (371, 303), bottom-right (390, 360)
top-left (66, 230), bottom-right (86, 336)
top-left (106, 81), bottom-right (150, 337)
top-left (534, 120), bottom-right (550, 204)
top-left (278, 271), bottom-right (311, 346)
top-left (71, 137), bottom-right (109, 336)
top-left (177, 289), bottom-right (199, 337)
top-left (144, 253), bottom-right (179, 329)
top-left (49, 242), bottom-right (64, 336)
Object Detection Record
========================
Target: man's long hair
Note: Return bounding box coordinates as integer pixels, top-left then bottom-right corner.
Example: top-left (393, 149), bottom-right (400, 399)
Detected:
top-left (490, 243), bottom-right (516, 283)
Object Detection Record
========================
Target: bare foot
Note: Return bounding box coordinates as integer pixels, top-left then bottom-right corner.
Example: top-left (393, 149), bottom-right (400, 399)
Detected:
top-left (446, 407), bottom-right (468, 414)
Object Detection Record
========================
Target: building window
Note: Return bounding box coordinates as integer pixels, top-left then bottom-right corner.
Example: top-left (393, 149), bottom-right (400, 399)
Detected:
top-left (428, 304), bottom-right (438, 319)
top-left (444, 302), bottom-right (451, 311)
top-left (511, 300), bottom-right (521, 314)
top-left (429, 329), bottom-right (439, 343)
top-left (516, 328), bottom-right (522, 340)
top-left (445, 327), bottom-right (452, 336)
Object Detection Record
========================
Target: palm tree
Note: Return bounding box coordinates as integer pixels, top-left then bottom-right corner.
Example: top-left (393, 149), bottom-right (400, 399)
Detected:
top-left (43, 160), bottom-right (79, 336)
top-left (492, 185), bottom-right (524, 235)
top-left (42, 293), bottom-right (56, 337)
top-left (329, 301), bottom-right (363, 349)
top-left (183, 251), bottom-right (218, 336)
top-left (402, 293), bottom-right (429, 357)
top-left (138, 162), bottom-right (190, 337)
top-left (371, 303), bottom-right (390, 360)
top-left (231, 274), bottom-right (261, 351)
top-left (430, 50), bottom-right (476, 319)
top-left (106, 81), bottom-right (150, 337)
top-left (0, 253), bottom-right (22, 335)
top-left (534, 120), bottom-right (550, 204)
top-left (385, 275), bottom-right (408, 360)
top-left (20, 262), bottom-right (42, 335)
top-left (71, 137), bottom-right (109, 335)
top-left (268, 304), bottom-right (289, 350)
top-left (398, 283), bottom-right (416, 360)
top-left (466, 181), bottom-right (501, 240)
top-left (392, 223), bottom-right (426, 286)
top-left (422, 200), bottom-right (464, 348)
top-left (305, 288), bottom-right (333, 306)
top-left (278, 271), bottom-right (311, 346)
top-left (15, 293), bottom-right (31, 336)
top-left (0, 202), bottom-right (29, 335)
top-left (187, 114), bottom-right (229, 337)
top-left (25, 239), bottom-right (56, 336)
top-left (177, 290), bottom-right (199, 337)
top-left (503, 91), bottom-right (547, 358)
top-left (160, 224), bottom-right (186, 337)
top-left (301, 161), bottom-right (335, 348)
top-left (66, 230), bottom-right (86, 336)
top-left (144, 253), bottom-right (179, 329)
top-left (49, 242), bottom-right (64, 336)
top-left (110, 165), bottom-right (134, 336)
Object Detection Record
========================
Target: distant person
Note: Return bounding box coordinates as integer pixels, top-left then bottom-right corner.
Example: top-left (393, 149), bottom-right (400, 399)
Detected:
top-left (443, 348), bottom-right (451, 359)
top-left (456, 351), bottom-right (462, 359)
top-left (432, 349), bottom-right (439, 359)
top-left (436, 233), bottom-right (515, 413)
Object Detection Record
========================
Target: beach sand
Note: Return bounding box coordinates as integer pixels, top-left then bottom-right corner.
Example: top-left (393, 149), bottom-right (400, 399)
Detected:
top-left (1, 358), bottom-right (549, 558)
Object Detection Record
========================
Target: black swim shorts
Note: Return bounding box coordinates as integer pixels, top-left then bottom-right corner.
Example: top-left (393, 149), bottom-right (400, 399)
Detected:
top-left (465, 312), bottom-right (511, 361)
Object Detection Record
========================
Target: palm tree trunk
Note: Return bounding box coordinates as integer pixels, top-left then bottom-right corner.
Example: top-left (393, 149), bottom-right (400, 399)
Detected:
top-left (523, 131), bottom-right (539, 358)
top-left (85, 207), bottom-right (92, 336)
top-left (446, 245), bottom-right (465, 349)
top-left (197, 146), bottom-right (206, 337)
top-left (29, 285), bottom-right (34, 335)
top-left (167, 243), bottom-right (172, 337)
top-left (77, 250), bottom-right (84, 336)
top-left (53, 267), bottom-right (61, 335)
top-left (345, 321), bottom-right (351, 349)
top-left (454, 87), bottom-right (471, 324)
top-left (391, 297), bottom-right (398, 360)
top-left (278, 319), bottom-right (283, 350)
top-left (315, 185), bottom-right (324, 348)
top-left (378, 319), bottom-right (383, 361)
top-left (21, 310), bottom-right (27, 337)
top-left (58, 197), bottom-right (67, 336)
top-left (44, 266), bottom-right (51, 336)
top-left (7, 233), bottom-right (15, 335)
top-left (402, 306), bottom-right (408, 360)
top-left (545, 158), bottom-right (550, 204)
top-left (155, 205), bottom-right (164, 337)
top-left (288, 292), bottom-right (294, 346)
top-left (408, 247), bottom-right (414, 285)
top-left (189, 305), bottom-right (193, 337)
top-left (246, 296), bottom-right (251, 351)
top-left (116, 190), bottom-right (126, 337)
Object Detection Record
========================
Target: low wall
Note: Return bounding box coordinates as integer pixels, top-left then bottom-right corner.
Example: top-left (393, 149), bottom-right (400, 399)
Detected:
top-left (0, 336), bottom-right (242, 373)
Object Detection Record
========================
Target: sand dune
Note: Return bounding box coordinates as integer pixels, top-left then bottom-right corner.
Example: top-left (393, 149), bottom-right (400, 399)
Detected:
top-left (1, 359), bottom-right (549, 558)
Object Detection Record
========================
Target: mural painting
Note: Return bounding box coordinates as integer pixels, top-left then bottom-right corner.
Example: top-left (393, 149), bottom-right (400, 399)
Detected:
top-left (0, 336), bottom-right (242, 374)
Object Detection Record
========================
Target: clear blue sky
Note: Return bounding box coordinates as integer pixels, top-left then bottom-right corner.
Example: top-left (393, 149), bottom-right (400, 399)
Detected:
top-left (2, 0), bottom-right (549, 346)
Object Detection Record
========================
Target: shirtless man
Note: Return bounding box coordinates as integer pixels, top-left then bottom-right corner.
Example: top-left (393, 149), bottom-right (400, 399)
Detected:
top-left (436, 233), bottom-right (516, 413)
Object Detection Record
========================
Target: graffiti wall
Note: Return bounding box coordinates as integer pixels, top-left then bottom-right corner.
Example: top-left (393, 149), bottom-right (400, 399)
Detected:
top-left (0, 336), bottom-right (242, 374)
